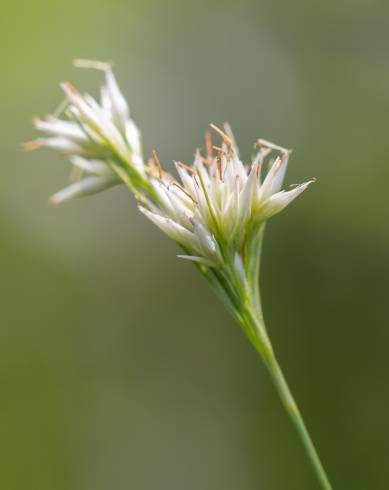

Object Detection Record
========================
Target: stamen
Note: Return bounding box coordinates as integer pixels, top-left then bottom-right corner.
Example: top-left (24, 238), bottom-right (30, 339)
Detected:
top-left (172, 182), bottom-right (197, 203)
top-left (22, 140), bottom-right (43, 151)
top-left (151, 149), bottom-right (163, 178)
top-left (209, 123), bottom-right (233, 146)
top-left (256, 138), bottom-right (292, 154)
top-left (202, 158), bottom-right (213, 166)
top-left (205, 131), bottom-right (213, 160)
top-left (146, 158), bottom-right (159, 178)
top-left (212, 145), bottom-right (227, 154)
top-left (175, 161), bottom-right (196, 174)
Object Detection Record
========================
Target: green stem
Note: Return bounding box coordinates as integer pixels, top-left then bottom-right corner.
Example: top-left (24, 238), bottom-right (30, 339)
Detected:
top-left (243, 307), bottom-right (333, 490)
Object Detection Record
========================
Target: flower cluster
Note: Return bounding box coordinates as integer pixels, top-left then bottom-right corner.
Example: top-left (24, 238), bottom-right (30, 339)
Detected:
top-left (141, 128), bottom-right (313, 267)
top-left (24, 59), bottom-right (147, 205)
top-left (27, 60), bottom-right (313, 270)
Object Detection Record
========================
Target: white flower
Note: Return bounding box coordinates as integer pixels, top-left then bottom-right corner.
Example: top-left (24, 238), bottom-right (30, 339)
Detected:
top-left (24, 59), bottom-right (146, 205)
top-left (140, 125), bottom-right (313, 267)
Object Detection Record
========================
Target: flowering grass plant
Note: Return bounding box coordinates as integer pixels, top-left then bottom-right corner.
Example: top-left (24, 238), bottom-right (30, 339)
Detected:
top-left (25, 60), bottom-right (332, 490)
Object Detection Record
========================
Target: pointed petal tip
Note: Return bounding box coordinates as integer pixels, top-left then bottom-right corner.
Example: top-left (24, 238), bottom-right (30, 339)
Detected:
top-left (60, 81), bottom-right (80, 97)
top-left (177, 255), bottom-right (214, 267)
top-left (138, 205), bottom-right (153, 219)
top-left (292, 178), bottom-right (316, 190)
top-left (48, 194), bottom-right (61, 207)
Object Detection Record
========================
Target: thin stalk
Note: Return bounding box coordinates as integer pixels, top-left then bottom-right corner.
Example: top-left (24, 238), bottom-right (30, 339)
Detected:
top-left (243, 306), bottom-right (333, 490)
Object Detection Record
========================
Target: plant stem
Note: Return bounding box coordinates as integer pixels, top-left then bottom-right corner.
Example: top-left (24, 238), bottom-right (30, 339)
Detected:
top-left (242, 307), bottom-right (333, 490)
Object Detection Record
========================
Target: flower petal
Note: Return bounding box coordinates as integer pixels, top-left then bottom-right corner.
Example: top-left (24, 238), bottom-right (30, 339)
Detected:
top-left (69, 156), bottom-right (110, 175)
top-left (177, 255), bottom-right (215, 267)
top-left (49, 176), bottom-right (118, 205)
top-left (104, 68), bottom-right (130, 132)
top-left (139, 206), bottom-right (196, 249)
top-left (260, 180), bottom-right (314, 219)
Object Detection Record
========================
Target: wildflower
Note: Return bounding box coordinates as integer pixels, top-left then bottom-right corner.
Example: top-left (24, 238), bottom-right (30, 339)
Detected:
top-left (140, 126), bottom-right (314, 270)
top-left (24, 59), bottom-right (149, 205)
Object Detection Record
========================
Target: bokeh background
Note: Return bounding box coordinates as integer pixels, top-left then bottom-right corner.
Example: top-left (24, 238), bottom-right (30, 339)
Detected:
top-left (2, 0), bottom-right (389, 488)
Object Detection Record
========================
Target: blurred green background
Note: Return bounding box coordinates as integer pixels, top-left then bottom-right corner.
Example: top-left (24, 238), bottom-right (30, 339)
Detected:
top-left (2, 0), bottom-right (389, 488)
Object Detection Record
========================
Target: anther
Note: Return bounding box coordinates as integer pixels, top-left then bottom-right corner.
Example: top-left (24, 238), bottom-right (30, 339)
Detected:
top-left (256, 138), bottom-right (292, 154)
top-left (151, 149), bottom-right (163, 178)
top-left (205, 131), bottom-right (213, 160)
top-left (172, 182), bottom-right (197, 203)
top-left (209, 123), bottom-right (233, 146)
top-left (175, 161), bottom-right (196, 174)
top-left (22, 140), bottom-right (43, 151)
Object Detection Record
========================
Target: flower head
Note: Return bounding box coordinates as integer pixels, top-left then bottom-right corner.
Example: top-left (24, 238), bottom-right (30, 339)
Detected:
top-left (24, 59), bottom-right (147, 205)
top-left (140, 125), bottom-right (313, 268)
